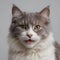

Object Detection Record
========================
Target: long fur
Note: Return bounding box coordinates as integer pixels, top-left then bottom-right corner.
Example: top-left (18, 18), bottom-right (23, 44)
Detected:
top-left (8, 5), bottom-right (60, 60)
top-left (8, 32), bottom-right (55, 60)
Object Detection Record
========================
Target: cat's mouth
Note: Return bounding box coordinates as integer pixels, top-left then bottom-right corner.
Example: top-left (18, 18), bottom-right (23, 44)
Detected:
top-left (24, 39), bottom-right (35, 45)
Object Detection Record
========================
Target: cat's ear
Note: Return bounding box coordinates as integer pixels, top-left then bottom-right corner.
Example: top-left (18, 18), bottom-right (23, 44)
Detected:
top-left (40, 6), bottom-right (50, 19)
top-left (12, 4), bottom-right (23, 17)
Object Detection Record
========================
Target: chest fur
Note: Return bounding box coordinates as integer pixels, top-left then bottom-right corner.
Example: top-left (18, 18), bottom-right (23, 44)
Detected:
top-left (11, 46), bottom-right (55, 60)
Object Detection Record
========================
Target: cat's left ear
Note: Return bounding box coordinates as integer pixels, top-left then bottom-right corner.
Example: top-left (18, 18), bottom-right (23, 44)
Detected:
top-left (12, 4), bottom-right (23, 17)
top-left (40, 6), bottom-right (50, 19)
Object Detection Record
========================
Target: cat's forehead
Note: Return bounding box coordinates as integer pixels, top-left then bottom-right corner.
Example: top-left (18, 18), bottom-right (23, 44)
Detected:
top-left (12, 12), bottom-right (46, 26)
top-left (24, 13), bottom-right (41, 25)
top-left (12, 5), bottom-right (50, 27)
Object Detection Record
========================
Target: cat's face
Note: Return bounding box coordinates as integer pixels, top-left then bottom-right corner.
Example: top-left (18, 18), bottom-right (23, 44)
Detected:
top-left (10, 5), bottom-right (50, 48)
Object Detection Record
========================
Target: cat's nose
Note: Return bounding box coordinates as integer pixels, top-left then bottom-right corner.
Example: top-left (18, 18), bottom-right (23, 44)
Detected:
top-left (27, 34), bottom-right (32, 38)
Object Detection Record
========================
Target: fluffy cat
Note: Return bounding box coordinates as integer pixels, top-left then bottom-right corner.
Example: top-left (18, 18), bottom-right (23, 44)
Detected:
top-left (8, 5), bottom-right (60, 60)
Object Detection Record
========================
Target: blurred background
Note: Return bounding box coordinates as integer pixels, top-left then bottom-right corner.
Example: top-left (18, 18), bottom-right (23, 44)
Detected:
top-left (0, 0), bottom-right (60, 60)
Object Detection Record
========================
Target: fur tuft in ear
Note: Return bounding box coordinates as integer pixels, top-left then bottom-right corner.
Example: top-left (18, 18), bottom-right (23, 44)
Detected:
top-left (40, 6), bottom-right (50, 19)
top-left (12, 4), bottom-right (23, 17)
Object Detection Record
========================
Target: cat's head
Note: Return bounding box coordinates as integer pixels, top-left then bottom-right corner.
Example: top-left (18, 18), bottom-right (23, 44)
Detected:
top-left (10, 5), bottom-right (50, 48)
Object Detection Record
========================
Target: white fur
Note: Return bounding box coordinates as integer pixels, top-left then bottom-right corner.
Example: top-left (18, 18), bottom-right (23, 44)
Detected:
top-left (18, 26), bottom-right (41, 48)
top-left (8, 32), bottom-right (55, 60)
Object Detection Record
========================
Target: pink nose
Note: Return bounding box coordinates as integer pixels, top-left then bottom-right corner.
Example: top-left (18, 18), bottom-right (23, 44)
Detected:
top-left (27, 34), bottom-right (32, 38)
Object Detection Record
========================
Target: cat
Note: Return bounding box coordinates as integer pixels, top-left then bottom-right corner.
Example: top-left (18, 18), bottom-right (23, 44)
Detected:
top-left (8, 4), bottom-right (60, 60)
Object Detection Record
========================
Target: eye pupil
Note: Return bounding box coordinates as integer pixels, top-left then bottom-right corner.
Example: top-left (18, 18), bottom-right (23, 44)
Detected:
top-left (37, 25), bottom-right (40, 28)
top-left (35, 25), bottom-right (40, 29)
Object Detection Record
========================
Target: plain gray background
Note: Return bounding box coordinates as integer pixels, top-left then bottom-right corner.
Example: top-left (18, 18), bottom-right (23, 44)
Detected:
top-left (0, 0), bottom-right (60, 60)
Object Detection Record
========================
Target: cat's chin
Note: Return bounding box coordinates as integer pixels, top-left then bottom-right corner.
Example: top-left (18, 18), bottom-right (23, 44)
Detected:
top-left (24, 44), bottom-right (35, 48)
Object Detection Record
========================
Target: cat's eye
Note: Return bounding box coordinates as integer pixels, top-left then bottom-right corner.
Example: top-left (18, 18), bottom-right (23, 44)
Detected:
top-left (34, 25), bottom-right (40, 29)
top-left (18, 24), bottom-right (28, 29)
top-left (34, 25), bottom-right (41, 31)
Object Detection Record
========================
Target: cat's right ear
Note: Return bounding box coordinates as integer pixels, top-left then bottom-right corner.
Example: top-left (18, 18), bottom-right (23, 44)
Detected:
top-left (12, 4), bottom-right (23, 17)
